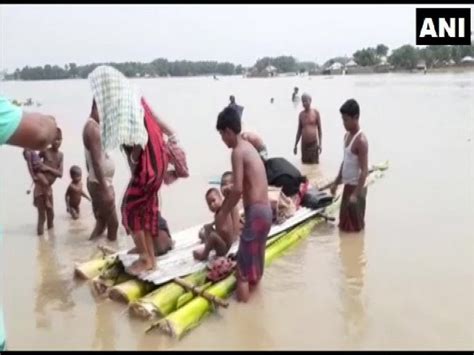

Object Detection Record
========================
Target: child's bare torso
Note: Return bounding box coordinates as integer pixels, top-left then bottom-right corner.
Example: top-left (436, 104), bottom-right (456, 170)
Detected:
top-left (41, 149), bottom-right (62, 185)
top-left (67, 182), bottom-right (83, 208)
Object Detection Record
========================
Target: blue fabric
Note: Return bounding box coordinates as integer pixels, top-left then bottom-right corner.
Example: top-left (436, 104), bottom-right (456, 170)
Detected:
top-left (0, 97), bottom-right (22, 145)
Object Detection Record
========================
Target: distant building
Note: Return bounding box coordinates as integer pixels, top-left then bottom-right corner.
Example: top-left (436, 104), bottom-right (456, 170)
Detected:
top-left (416, 60), bottom-right (427, 70)
top-left (263, 65), bottom-right (278, 77)
top-left (345, 59), bottom-right (358, 67)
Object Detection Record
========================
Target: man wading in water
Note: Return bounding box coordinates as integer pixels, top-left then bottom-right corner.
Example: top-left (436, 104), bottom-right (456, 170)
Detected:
top-left (293, 93), bottom-right (322, 164)
top-left (330, 99), bottom-right (369, 232)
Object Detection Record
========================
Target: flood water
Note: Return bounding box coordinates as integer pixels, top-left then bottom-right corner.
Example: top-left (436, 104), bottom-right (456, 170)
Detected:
top-left (0, 72), bottom-right (473, 350)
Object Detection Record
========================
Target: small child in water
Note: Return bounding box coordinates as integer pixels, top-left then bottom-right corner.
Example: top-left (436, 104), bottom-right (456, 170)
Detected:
top-left (194, 172), bottom-right (241, 261)
top-left (23, 149), bottom-right (49, 192)
top-left (65, 166), bottom-right (90, 220)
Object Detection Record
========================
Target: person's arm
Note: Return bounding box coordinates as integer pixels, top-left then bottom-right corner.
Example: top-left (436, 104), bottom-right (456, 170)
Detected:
top-left (219, 150), bottom-right (244, 217)
top-left (351, 138), bottom-right (369, 200)
top-left (65, 186), bottom-right (71, 212)
top-left (81, 190), bottom-right (91, 201)
top-left (7, 112), bottom-right (57, 150)
top-left (41, 153), bottom-right (63, 178)
top-left (123, 145), bottom-right (142, 173)
top-left (147, 104), bottom-right (175, 137)
top-left (330, 163), bottom-right (344, 196)
top-left (316, 110), bottom-right (322, 153)
top-left (84, 125), bottom-right (108, 191)
top-left (293, 115), bottom-right (302, 154)
top-left (24, 153), bottom-right (38, 181)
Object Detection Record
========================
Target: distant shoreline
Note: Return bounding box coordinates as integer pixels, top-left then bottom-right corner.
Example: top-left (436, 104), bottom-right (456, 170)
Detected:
top-left (2, 66), bottom-right (473, 83)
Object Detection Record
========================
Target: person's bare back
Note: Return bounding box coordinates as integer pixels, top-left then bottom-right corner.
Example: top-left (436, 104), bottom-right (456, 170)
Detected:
top-left (233, 139), bottom-right (269, 208)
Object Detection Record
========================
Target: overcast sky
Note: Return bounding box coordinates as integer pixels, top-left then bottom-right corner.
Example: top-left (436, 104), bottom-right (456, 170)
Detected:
top-left (1, 4), bottom-right (472, 71)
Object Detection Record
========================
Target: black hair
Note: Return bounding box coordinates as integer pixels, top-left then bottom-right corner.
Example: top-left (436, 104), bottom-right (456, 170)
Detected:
top-left (220, 171), bottom-right (232, 185)
top-left (339, 99), bottom-right (360, 118)
top-left (205, 187), bottom-right (220, 198)
top-left (216, 106), bottom-right (241, 134)
top-left (70, 165), bottom-right (82, 177)
top-left (56, 127), bottom-right (62, 139)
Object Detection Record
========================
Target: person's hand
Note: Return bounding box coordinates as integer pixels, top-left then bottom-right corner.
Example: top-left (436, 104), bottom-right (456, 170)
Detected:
top-left (318, 145), bottom-right (322, 154)
top-left (222, 185), bottom-right (231, 197)
top-left (164, 171), bottom-right (178, 185)
top-left (293, 146), bottom-right (297, 155)
top-left (349, 193), bottom-right (357, 204)
top-left (329, 182), bottom-right (338, 196)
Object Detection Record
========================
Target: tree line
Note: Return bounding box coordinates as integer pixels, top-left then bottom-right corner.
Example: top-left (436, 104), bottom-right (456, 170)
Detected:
top-left (5, 59), bottom-right (244, 81)
top-left (5, 44), bottom-right (474, 81)
top-left (323, 44), bottom-right (474, 70)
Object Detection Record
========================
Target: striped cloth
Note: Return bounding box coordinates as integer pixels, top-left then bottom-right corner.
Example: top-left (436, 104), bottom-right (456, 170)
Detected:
top-left (88, 65), bottom-right (148, 151)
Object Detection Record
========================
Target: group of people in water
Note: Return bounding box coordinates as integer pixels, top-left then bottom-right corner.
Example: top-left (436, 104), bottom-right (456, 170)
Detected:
top-left (1, 65), bottom-right (368, 303)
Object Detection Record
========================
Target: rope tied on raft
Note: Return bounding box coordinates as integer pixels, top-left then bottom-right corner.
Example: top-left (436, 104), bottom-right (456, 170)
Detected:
top-left (173, 277), bottom-right (229, 308)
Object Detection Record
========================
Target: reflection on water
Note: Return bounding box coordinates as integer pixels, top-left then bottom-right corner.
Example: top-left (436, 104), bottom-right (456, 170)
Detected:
top-left (35, 233), bottom-right (75, 330)
top-left (338, 231), bottom-right (367, 346)
top-left (92, 302), bottom-right (116, 350)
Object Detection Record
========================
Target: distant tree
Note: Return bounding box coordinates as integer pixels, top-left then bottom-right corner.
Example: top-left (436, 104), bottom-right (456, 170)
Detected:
top-left (297, 61), bottom-right (318, 72)
top-left (389, 44), bottom-right (419, 70)
top-left (353, 48), bottom-right (380, 66)
top-left (376, 44), bottom-right (389, 57)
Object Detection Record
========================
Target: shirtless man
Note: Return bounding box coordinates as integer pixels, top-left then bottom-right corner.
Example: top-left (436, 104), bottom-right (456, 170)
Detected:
top-left (293, 93), bottom-right (322, 164)
top-left (83, 101), bottom-right (118, 241)
top-left (215, 106), bottom-right (272, 303)
top-left (241, 131), bottom-right (268, 161)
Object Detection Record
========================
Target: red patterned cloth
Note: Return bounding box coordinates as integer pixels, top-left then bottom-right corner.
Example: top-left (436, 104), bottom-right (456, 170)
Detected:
top-left (120, 98), bottom-right (169, 238)
top-left (338, 184), bottom-right (367, 232)
top-left (236, 203), bottom-right (272, 285)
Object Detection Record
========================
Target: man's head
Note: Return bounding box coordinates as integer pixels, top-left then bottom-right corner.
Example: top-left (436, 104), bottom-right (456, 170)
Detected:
top-left (52, 128), bottom-right (62, 150)
top-left (229, 95), bottom-right (235, 104)
top-left (220, 171), bottom-right (233, 195)
top-left (301, 93), bottom-right (312, 110)
top-left (70, 165), bottom-right (82, 182)
top-left (294, 87), bottom-right (299, 93)
top-left (339, 99), bottom-right (360, 131)
top-left (205, 188), bottom-right (222, 213)
top-left (216, 106), bottom-right (241, 148)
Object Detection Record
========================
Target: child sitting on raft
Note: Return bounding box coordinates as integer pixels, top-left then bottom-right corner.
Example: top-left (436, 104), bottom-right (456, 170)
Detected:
top-left (193, 174), bottom-right (241, 261)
